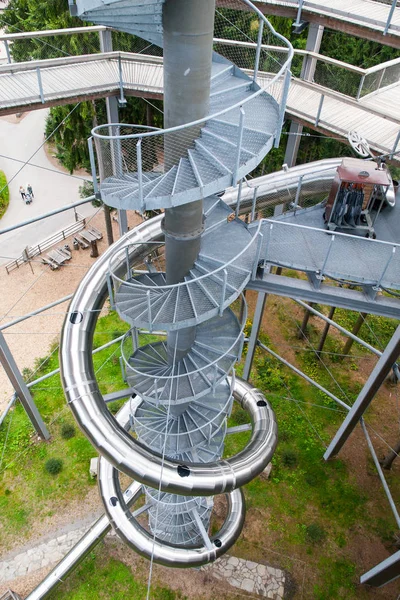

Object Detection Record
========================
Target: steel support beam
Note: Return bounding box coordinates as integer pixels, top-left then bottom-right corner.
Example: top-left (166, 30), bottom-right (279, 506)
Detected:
top-left (324, 325), bottom-right (400, 459)
top-left (243, 292), bottom-right (267, 381)
top-left (246, 274), bottom-right (400, 321)
top-left (0, 331), bottom-right (50, 440)
top-left (360, 549), bottom-right (400, 587)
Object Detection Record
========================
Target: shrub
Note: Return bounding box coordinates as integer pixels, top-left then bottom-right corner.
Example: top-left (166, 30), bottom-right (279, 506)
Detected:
top-left (306, 523), bottom-right (326, 544)
top-left (61, 423), bottom-right (76, 440)
top-left (0, 170), bottom-right (9, 219)
top-left (281, 449), bottom-right (298, 468)
top-left (45, 458), bottom-right (63, 475)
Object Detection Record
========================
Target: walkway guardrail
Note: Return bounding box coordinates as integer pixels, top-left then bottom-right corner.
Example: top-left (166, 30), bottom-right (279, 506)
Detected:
top-left (260, 219), bottom-right (400, 290)
top-left (265, 0), bottom-right (400, 37)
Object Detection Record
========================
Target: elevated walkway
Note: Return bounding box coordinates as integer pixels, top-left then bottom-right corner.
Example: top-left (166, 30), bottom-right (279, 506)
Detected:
top-left (246, 0), bottom-right (400, 47)
top-left (1, 51), bottom-right (399, 159)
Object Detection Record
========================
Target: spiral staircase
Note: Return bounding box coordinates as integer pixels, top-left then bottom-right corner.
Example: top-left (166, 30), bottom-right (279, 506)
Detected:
top-left (66, 0), bottom-right (293, 566)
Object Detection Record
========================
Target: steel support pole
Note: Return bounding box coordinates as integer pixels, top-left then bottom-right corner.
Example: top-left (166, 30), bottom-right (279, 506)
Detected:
top-left (0, 331), bottom-right (50, 440)
top-left (298, 302), bottom-right (315, 339)
top-left (324, 325), bottom-right (400, 459)
top-left (316, 305), bottom-right (336, 355)
top-left (342, 313), bottom-right (368, 356)
top-left (163, 0), bottom-right (215, 361)
top-left (360, 549), bottom-right (400, 587)
top-left (284, 23), bottom-right (324, 166)
top-left (243, 292), bottom-right (267, 381)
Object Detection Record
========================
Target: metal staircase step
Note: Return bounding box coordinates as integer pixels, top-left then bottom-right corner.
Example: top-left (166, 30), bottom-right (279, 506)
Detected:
top-left (171, 158), bottom-right (198, 196)
top-left (209, 80), bottom-right (252, 98)
top-left (203, 200), bottom-right (232, 233)
top-left (126, 311), bottom-right (240, 404)
top-left (210, 63), bottom-right (234, 88)
top-left (145, 166), bottom-right (178, 201)
top-left (192, 143), bottom-right (232, 179)
top-left (201, 128), bottom-right (256, 159)
top-left (206, 119), bottom-right (272, 155)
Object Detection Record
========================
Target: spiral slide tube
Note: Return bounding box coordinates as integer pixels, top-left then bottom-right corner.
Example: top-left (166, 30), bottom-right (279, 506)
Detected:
top-left (60, 0), bottom-right (291, 569)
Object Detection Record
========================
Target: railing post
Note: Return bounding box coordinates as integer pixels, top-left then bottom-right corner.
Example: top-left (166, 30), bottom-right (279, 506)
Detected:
top-left (294, 0), bottom-right (305, 28)
top-left (232, 106), bottom-right (245, 186)
top-left (384, 0), bottom-right (397, 35)
top-left (376, 246), bottom-right (396, 289)
top-left (251, 232), bottom-right (264, 280)
top-left (251, 186), bottom-right (258, 222)
top-left (125, 246), bottom-right (131, 280)
top-left (376, 67), bottom-right (386, 92)
top-left (315, 94), bottom-right (324, 127)
top-left (88, 137), bottom-right (100, 198)
top-left (36, 67), bottom-right (44, 103)
top-left (318, 234), bottom-right (335, 282)
top-left (235, 179), bottom-right (243, 219)
top-left (356, 74), bottom-right (366, 100)
top-left (107, 273), bottom-right (115, 309)
top-left (147, 290), bottom-right (152, 332)
top-left (274, 69), bottom-right (291, 149)
top-left (293, 174), bottom-right (303, 213)
top-left (137, 139), bottom-right (145, 213)
top-left (220, 269), bottom-right (228, 316)
top-left (4, 40), bottom-right (11, 64)
top-left (253, 18), bottom-right (264, 82)
top-left (118, 54), bottom-right (126, 106)
top-left (390, 130), bottom-right (400, 159)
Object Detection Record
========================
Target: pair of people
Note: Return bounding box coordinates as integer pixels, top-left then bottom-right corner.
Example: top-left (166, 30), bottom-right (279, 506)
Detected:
top-left (19, 184), bottom-right (34, 203)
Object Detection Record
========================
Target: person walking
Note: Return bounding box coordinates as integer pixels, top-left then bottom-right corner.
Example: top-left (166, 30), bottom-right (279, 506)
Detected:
top-left (27, 183), bottom-right (34, 198)
top-left (19, 186), bottom-right (26, 201)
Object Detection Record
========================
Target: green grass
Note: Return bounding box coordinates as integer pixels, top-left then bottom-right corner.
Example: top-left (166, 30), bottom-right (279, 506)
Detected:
top-left (48, 549), bottom-right (187, 600)
top-left (0, 309), bottom-right (132, 543)
top-left (0, 170), bottom-right (9, 219)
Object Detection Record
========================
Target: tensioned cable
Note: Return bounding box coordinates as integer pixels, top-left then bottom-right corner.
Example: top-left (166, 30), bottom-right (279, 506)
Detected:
top-left (287, 302), bottom-right (353, 405)
top-left (270, 393), bottom-right (347, 413)
top-left (145, 327), bottom-right (180, 600)
top-left (366, 422), bottom-right (400, 459)
top-left (272, 356), bottom-right (328, 447)
top-left (0, 153), bottom-right (90, 182)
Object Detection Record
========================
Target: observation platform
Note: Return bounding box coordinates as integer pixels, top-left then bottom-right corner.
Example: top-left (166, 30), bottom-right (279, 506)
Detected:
top-left (0, 51), bottom-right (399, 160)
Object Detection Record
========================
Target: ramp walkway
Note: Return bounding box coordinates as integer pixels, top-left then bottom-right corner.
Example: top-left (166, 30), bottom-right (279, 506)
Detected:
top-left (1, 51), bottom-right (399, 159)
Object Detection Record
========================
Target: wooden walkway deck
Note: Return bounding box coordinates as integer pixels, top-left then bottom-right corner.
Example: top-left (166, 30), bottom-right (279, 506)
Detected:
top-left (0, 52), bottom-right (399, 159)
top-left (249, 0), bottom-right (400, 46)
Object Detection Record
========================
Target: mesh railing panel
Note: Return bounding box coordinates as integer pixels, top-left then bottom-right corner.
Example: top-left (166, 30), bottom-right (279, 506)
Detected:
top-left (260, 220), bottom-right (400, 289)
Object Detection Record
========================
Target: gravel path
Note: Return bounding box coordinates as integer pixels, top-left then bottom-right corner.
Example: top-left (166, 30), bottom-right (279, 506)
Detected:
top-left (0, 209), bottom-right (143, 413)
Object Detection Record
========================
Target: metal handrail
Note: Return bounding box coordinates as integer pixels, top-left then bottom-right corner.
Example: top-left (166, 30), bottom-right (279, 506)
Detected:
top-left (109, 220), bottom-right (262, 292)
top-left (91, 0), bottom-right (293, 143)
top-left (120, 298), bottom-right (247, 382)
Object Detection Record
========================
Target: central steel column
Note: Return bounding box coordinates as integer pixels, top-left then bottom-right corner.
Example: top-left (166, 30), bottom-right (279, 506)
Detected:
top-left (163, 0), bottom-right (215, 361)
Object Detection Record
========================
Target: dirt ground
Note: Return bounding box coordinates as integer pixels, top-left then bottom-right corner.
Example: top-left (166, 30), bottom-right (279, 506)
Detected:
top-left (0, 208), bottom-right (143, 413)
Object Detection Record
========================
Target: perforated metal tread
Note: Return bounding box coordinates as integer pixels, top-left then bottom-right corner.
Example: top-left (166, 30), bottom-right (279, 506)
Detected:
top-left (125, 309), bottom-right (241, 404)
top-left (134, 380), bottom-right (232, 454)
top-left (114, 200), bottom-right (254, 330)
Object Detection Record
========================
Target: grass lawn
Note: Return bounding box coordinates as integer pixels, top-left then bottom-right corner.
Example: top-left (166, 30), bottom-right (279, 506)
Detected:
top-left (0, 170), bottom-right (10, 219)
top-left (0, 300), bottom-right (399, 599)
